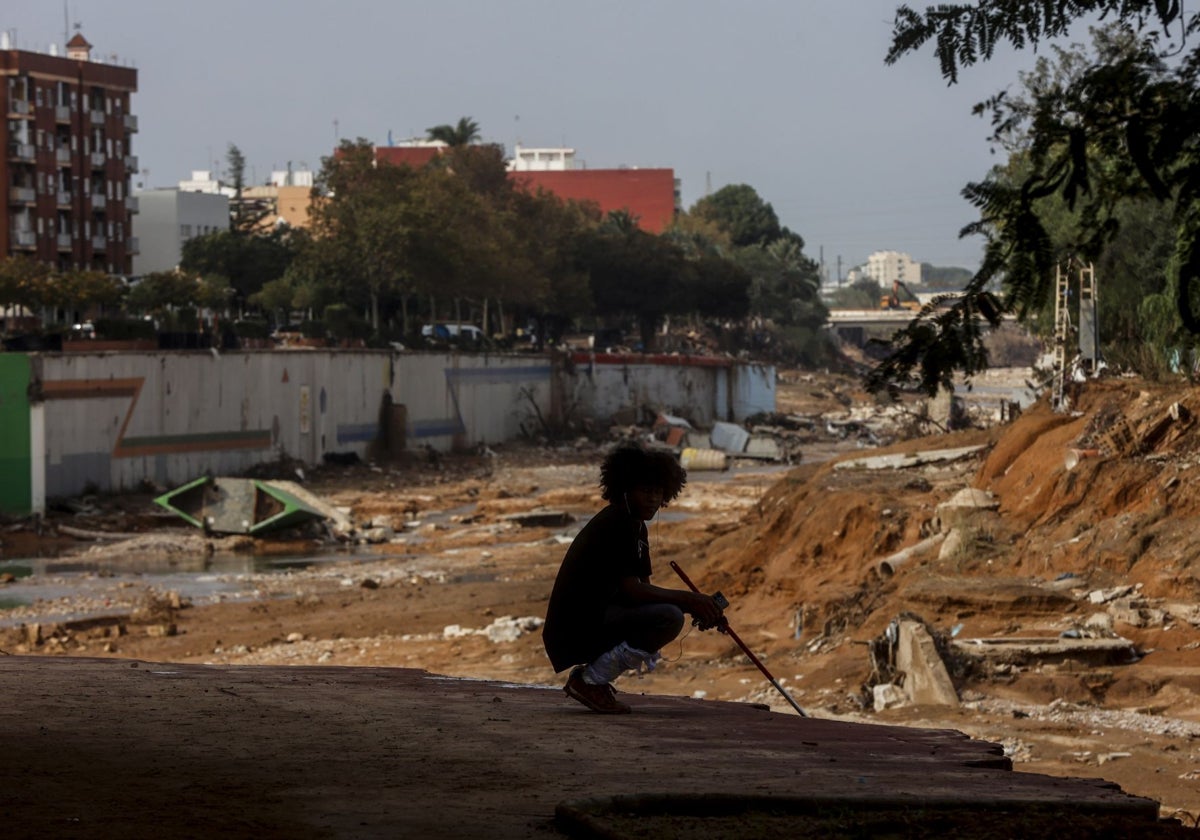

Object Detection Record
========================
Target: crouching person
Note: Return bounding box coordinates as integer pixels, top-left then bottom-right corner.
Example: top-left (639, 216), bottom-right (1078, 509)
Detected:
top-left (542, 444), bottom-right (725, 714)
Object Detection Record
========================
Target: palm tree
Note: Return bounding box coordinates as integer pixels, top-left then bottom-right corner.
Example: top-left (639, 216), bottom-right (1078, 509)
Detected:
top-left (426, 117), bottom-right (481, 147)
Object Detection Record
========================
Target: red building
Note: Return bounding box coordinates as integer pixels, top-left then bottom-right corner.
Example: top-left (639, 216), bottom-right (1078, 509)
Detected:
top-left (374, 144), bottom-right (445, 170)
top-left (510, 168), bottom-right (677, 233)
top-left (371, 143), bottom-right (678, 233)
top-left (1, 33), bottom-right (139, 274)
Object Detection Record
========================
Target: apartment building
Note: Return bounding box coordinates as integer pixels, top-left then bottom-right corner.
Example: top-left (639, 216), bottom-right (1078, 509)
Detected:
top-left (132, 189), bottom-right (228, 276)
top-left (1, 32), bottom-right (138, 274)
top-left (864, 250), bottom-right (922, 287)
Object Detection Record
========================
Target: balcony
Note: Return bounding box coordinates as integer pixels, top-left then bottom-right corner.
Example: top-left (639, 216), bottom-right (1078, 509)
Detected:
top-left (11, 230), bottom-right (36, 248)
top-left (56, 147), bottom-right (71, 164)
top-left (56, 233), bottom-right (73, 250)
top-left (124, 114), bottom-right (138, 132)
top-left (8, 186), bottom-right (35, 204)
top-left (89, 109), bottom-right (105, 125)
top-left (57, 191), bottom-right (72, 207)
top-left (8, 142), bottom-right (35, 162)
top-left (126, 236), bottom-right (139, 254)
top-left (91, 235), bottom-right (107, 251)
top-left (55, 105), bottom-right (71, 122)
top-left (125, 195), bottom-right (139, 213)
top-left (124, 154), bottom-right (138, 171)
top-left (90, 151), bottom-right (107, 168)
top-left (7, 100), bottom-right (32, 117)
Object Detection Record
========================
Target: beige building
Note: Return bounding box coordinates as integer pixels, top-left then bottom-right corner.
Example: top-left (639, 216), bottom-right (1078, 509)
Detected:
top-left (864, 250), bottom-right (922, 286)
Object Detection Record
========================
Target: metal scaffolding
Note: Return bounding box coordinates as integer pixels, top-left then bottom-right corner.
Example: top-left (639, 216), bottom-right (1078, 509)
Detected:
top-left (1051, 260), bottom-right (1099, 413)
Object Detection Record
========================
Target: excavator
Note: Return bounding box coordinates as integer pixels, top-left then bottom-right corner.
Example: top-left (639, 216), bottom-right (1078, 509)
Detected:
top-left (880, 278), bottom-right (922, 312)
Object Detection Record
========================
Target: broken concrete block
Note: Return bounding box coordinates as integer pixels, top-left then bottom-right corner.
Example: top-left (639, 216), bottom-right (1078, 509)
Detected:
top-left (895, 620), bottom-right (960, 707)
top-left (1088, 585), bottom-right (1134, 605)
top-left (360, 526), bottom-right (395, 543)
top-left (938, 528), bottom-right (964, 560)
top-left (873, 682), bottom-right (907, 712)
top-left (1109, 598), bottom-right (1166, 628)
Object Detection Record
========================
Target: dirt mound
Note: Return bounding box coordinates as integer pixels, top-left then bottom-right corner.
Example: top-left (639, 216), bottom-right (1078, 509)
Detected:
top-left (688, 376), bottom-right (1200, 701)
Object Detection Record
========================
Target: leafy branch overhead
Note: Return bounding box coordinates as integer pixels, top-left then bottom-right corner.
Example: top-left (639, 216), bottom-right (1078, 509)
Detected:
top-left (873, 1), bottom-right (1200, 394)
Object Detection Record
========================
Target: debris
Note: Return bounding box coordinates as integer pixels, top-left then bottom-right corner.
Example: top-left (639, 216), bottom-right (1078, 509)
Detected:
top-left (866, 616), bottom-right (960, 710)
top-left (154, 477), bottom-right (327, 536)
top-left (679, 448), bottom-right (728, 471)
top-left (1064, 448), bottom-right (1101, 470)
top-left (710, 421), bottom-right (750, 454)
top-left (873, 682), bottom-right (906, 712)
top-left (894, 619), bottom-right (960, 707)
top-left (834, 445), bottom-right (986, 471)
top-left (499, 509), bottom-right (575, 528)
top-left (953, 636), bottom-right (1139, 667)
top-left (876, 533), bottom-right (946, 578)
top-left (1088, 585), bottom-right (1135, 605)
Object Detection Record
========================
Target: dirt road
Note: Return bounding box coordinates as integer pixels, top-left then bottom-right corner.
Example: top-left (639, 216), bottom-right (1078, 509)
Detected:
top-left (3, 371), bottom-right (1200, 826)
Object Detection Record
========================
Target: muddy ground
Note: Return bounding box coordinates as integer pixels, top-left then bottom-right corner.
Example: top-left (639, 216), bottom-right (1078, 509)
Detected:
top-left (2, 370), bottom-right (1200, 826)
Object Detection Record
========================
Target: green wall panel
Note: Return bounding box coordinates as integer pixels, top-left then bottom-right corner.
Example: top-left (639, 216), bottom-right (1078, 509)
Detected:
top-left (0, 354), bottom-right (31, 514)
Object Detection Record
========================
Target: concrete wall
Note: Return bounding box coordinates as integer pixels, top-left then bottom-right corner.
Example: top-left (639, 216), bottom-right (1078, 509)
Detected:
top-left (2, 349), bottom-right (773, 512)
top-left (564, 352), bottom-right (773, 427)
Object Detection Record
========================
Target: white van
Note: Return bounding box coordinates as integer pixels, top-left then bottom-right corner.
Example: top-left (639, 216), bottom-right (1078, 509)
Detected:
top-left (422, 323), bottom-right (484, 342)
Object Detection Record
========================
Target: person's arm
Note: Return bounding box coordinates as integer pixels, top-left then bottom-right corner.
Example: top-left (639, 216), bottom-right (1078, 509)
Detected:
top-left (617, 576), bottom-right (725, 628)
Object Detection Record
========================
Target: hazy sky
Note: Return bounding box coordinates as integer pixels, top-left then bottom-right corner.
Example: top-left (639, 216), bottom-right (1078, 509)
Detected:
top-left (5, 1), bottom-right (1055, 275)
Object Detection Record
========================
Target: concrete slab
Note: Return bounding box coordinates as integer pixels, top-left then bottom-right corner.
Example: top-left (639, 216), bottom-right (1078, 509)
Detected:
top-left (0, 657), bottom-right (1163, 838)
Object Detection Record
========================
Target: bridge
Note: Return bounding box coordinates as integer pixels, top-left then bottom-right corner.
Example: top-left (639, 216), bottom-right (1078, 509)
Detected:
top-left (825, 308), bottom-right (918, 346)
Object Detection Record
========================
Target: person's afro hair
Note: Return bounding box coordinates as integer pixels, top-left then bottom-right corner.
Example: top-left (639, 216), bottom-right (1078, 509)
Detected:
top-left (599, 443), bottom-right (687, 505)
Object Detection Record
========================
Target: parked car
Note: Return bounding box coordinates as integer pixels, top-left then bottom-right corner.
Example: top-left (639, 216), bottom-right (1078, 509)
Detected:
top-left (422, 323), bottom-right (484, 342)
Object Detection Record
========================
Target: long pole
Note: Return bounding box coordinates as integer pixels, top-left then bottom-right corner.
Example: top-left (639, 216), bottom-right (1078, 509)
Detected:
top-left (670, 561), bottom-right (808, 718)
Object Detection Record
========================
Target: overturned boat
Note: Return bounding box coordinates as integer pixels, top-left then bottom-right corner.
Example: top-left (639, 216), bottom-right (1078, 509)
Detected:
top-left (154, 477), bottom-right (325, 536)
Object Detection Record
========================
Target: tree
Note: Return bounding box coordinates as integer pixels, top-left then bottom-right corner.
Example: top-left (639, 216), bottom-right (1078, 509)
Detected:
top-left (44, 269), bottom-right (125, 324)
top-left (582, 220), bottom-right (695, 351)
top-left (0, 255), bottom-right (51, 317)
top-left (426, 117), bottom-right (481, 148)
top-left (829, 277), bottom-right (884, 310)
top-left (690, 185), bottom-right (782, 248)
top-left (873, 1), bottom-right (1197, 393)
top-left (180, 226), bottom-right (300, 314)
top-left (738, 238), bottom-right (825, 329)
top-left (224, 143), bottom-right (270, 233)
top-left (127, 271), bottom-right (203, 315)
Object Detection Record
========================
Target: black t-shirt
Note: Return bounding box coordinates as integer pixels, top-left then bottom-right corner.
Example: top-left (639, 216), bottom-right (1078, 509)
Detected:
top-left (542, 503), bottom-right (650, 672)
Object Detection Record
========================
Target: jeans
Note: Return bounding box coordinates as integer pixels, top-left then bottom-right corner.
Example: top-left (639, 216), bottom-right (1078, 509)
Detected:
top-left (600, 602), bottom-right (685, 654)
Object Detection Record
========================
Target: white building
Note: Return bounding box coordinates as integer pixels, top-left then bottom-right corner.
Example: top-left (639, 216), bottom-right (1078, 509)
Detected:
top-left (507, 144), bottom-right (577, 172)
top-left (178, 170), bottom-right (235, 197)
top-left (131, 189), bottom-right (229, 276)
top-left (864, 250), bottom-right (922, 287)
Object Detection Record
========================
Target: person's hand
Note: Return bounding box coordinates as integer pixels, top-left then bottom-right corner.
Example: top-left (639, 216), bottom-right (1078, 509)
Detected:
top-left (689, 592), bottom-right (725, 631)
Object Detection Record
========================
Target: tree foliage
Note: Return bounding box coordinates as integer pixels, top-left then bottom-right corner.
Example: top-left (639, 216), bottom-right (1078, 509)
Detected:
top-left (180, 226), bottom-right (302, 314)
top-left (426, 117), bottom-right (482, 147)
top-left (873, 1), bottom-right (1200, 393)
top-left (691, 184), bottom-right (783, 248)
